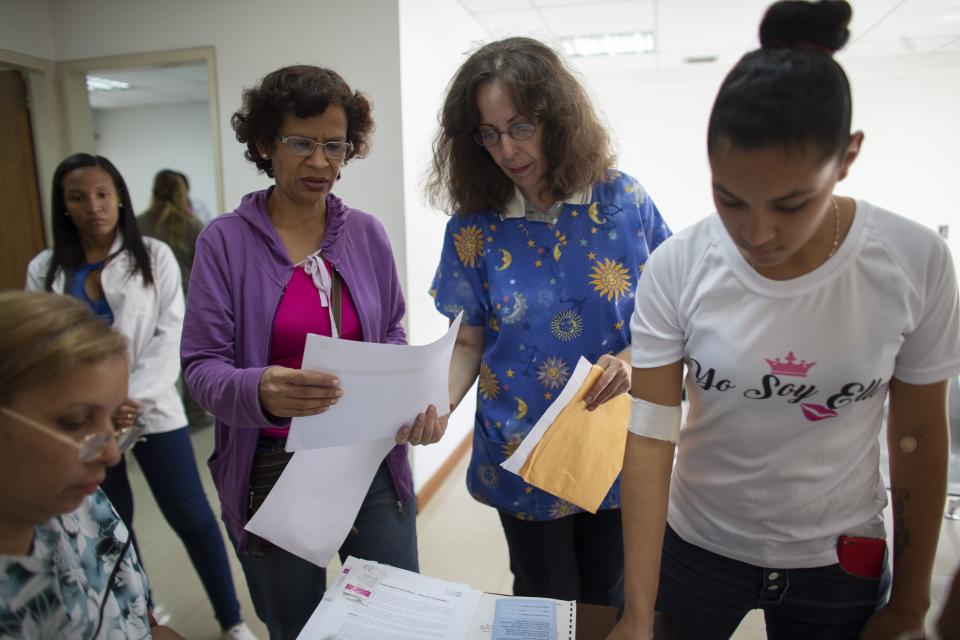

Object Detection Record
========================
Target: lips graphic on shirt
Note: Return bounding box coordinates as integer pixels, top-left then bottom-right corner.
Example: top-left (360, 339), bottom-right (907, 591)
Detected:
top-left (801, 403), bottom-right (838, 422)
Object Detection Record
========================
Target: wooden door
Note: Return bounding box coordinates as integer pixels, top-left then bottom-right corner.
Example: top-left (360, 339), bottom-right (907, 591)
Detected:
top-left (0, 70), bottom-right (45, 290)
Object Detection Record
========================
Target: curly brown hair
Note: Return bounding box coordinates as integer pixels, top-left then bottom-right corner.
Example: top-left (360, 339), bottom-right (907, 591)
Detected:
top-left (427, 37), bottom-right (614, 215)
top-left (231, 65), bottom-right (374, 178)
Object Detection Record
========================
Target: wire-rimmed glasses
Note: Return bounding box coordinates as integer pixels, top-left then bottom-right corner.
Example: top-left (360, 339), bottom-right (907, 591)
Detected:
top-left (275, 135), bottom-right (355, 160)
top-left (473, 121), bottom-right (537, 147)
top-left (0, 406), bottom-right (144, 463)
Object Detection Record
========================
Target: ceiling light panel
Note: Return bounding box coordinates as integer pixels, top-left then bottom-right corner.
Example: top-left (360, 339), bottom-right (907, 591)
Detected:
top-left (86, 76), bottom-right (130, 92)
top-left (559, 31), bottom-right (654, 56)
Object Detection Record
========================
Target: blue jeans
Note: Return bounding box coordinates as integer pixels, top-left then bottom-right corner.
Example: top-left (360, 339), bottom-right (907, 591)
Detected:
top-left (101, 426), bottom-right (242, 630)
top-left (232, 440), bottom-right (418, 640)
top-left (655, 525), bottom-right (890, 640)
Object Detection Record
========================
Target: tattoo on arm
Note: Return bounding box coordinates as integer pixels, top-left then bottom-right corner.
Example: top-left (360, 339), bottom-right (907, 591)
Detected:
top-left (892, 489), bottom-right (912, 557)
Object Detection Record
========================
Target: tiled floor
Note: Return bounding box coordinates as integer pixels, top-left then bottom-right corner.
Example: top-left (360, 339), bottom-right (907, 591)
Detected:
top-left (130, 426), bottom-right (959, 639)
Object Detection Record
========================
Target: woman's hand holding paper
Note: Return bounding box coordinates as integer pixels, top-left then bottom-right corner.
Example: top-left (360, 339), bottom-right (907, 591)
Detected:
top-left (395, 404), bottom-right (451, 446)
top-left (585, 352), bottom-right (631, 411)
top-left (258, 366), bottom-right (342, 418)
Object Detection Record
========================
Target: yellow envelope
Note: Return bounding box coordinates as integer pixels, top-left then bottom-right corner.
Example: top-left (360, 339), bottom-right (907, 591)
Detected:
top-left (519, 365), bottom-right (630, 513)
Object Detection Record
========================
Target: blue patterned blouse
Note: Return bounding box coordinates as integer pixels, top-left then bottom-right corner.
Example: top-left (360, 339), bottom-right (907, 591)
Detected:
top-left (0, 489), bottom-right (151, 639)
top-left (432, 170), bottom-right (671, 520)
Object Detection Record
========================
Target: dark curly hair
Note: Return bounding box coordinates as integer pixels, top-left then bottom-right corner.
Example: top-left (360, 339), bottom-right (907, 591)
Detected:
top-left (708, 0), bottom-right (853, 160)
top-left (231, 65), bottom-right (374, 177)
top-left (428, 37), bottom-right (615, 216)
top-left (46, 153), bottom-right (153, 290)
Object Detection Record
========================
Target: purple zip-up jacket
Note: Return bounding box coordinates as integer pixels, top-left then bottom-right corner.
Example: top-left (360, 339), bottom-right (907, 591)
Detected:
top-left (181, 187), bottom-right (412, 551)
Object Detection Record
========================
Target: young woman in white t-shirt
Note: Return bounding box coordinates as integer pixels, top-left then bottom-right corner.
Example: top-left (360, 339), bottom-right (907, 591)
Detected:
top-left (609, 2), bottom-right (960, 639)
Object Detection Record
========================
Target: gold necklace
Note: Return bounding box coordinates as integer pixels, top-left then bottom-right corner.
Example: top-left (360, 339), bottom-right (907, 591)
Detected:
top-left (827, 196), bottom-right (840, 258)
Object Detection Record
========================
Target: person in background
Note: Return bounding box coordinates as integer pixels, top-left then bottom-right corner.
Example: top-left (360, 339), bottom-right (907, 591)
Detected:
top-left (138, 169), bottom-right (203, 293)
top-left (27, 154), bottom-right (257, 640)
top-left (181, 65), bottom-right (446, 640)
top-left (0, 290), bottom-right (183, 639)
top-left (428, 37), bottom-right (671, 607)
top-left (138, 168), bottom-right (210, 429)
top-left (174, 171), bottom-right (216, 226)
top-left (610, 2), bottom-right (960, 639)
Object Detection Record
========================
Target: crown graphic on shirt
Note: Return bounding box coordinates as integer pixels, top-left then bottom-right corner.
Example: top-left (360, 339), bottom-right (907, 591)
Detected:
top-left (765, 351), bottom-right (816, 377)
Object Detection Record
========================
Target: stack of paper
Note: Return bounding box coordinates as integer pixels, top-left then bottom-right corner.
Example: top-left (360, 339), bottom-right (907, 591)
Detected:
top-left (245, 314), bottom-right (462, 568)
top-left (297, 556), bottom-right (483, 640)
top-left (501, 357), bottom-right (630, 513)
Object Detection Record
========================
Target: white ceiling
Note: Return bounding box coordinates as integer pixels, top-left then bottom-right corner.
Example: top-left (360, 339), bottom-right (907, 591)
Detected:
top-left (457, 0), bottom-right (960, 68)
top-left (86, 1), bottom-right (960, 110)
top-left (88, 63), bottom-right (208, 110)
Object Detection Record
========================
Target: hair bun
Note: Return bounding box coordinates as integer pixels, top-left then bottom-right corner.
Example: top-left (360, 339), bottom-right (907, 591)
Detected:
top-left (759, 0), bottom-right (852, 53)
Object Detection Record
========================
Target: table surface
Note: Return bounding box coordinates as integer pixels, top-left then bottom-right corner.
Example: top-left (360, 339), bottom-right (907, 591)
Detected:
top-left (575, 604), bottom-right (674, 640)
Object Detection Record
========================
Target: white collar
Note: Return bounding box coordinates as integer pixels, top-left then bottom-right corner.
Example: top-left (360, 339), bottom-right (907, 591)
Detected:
top-left (109, 230), bottom-right (123, 254)
top-left (500, 184), bottom-right (593, 220)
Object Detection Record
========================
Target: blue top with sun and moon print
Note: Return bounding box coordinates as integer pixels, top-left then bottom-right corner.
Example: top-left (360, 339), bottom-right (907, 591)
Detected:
top-left (431, 170), bottom-right (672, 520)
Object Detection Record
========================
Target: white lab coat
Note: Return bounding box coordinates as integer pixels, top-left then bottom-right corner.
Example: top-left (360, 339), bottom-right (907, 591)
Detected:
top-left (26, 234), bottom-right (188, 434)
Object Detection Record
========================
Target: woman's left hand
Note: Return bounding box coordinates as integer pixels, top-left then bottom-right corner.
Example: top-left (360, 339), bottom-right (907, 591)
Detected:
top-left (585, 353), bottom-right (631, 411)
top-left (859, 603), bottom-right (924, 639)
top-left (395, 404), bottom-right (450, 446)
top-left (112, 399), bottom-right (140, 431)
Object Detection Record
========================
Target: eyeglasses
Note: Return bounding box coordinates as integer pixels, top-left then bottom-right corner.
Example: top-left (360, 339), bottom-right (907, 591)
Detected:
top-left (473, 121), bottom-right (537, 148)
top-left (0, 406), bottom-right (144, 463)
top-left (275, 135), bottom-right (355, 160)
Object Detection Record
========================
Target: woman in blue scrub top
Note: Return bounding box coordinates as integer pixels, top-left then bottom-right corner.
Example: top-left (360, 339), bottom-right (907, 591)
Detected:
top-left (428, 36), bottom-right (672, 607)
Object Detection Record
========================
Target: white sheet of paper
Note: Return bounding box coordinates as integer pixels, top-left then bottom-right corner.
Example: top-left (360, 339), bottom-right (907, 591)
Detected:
top-left (501, 356), bottom-right (593, 475)
top-left (286, 312), bottom-right (463, 451)
top-left (297, 556), bottom-right (483, 640)
top-left (244, 438), bottom-right (395, 568)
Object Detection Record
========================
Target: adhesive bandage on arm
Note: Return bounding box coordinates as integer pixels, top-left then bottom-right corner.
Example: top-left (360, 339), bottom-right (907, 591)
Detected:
top-left (628, 396), bottom-right (682, 443)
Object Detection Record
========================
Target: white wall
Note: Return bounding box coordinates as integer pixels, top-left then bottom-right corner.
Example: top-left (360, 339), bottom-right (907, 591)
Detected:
top-left (0, 0), bottom-right (56, 60)
top-left (48, 0), bottom-right (407, 289)
top-left (841, 52), bottom-right (960, 260)
top-left (93, 103), bottom-right (218, 219)
top-left (582, 62), bottom-right (725, 234)
top-left (399, 0), bottom-right (487, 489)
top-left (583, 51), bottom-right (960, 265)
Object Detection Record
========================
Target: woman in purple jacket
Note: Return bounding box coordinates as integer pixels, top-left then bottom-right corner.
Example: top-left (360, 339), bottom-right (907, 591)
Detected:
top-left (180, 65), bottom-right (445, 640)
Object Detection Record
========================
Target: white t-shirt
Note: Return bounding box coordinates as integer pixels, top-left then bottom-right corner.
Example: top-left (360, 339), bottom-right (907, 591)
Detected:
top-left (630, 200), bottom-right (960, 568)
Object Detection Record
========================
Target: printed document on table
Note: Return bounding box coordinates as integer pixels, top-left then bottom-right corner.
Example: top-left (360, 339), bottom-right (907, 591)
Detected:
top-left (466, 594), bottom-right (575, 640)
top-left (297, 556), bottom-right (483, 640)
top-left (245, 438), bottom-right (395, 568)
top-left (286, 312), bottom-right (462, 451)
top-left (493, 598), bottom-right (557, 639)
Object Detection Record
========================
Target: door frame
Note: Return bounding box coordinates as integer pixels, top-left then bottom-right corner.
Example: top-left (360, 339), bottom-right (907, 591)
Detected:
top-left (57, 46), bottom-right (225, 214)
top-left (0, 47), bottom-right (66, 241)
